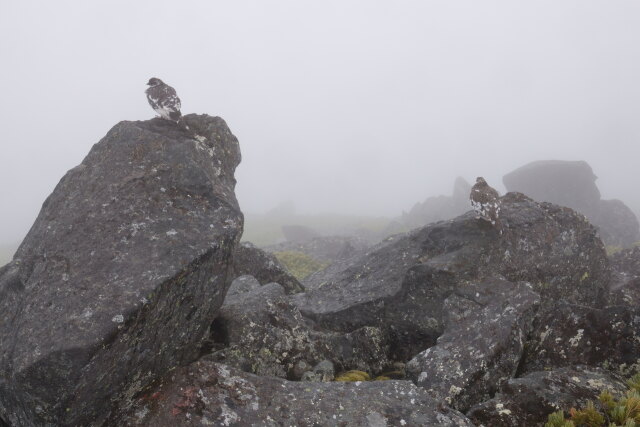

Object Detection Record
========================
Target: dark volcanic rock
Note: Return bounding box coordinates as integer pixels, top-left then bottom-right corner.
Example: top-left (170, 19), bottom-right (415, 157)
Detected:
top-left (401, 176), bottom-right (472, 228)
top-left (467, 366), bottom-right (627, 427)
top-left (206, 279), bottom-right (391, 380)
top-left (118, 361), bottom-right (474, 426)
top-left (0, 115), bottom-right (243, 426)
top-left (406, 279), bottom-right (540, 411)
top-left (610, 246), bottom-right (640, 305)
top-left (520, 303), bottom-right (640, 376)
top-left (233, 241), bottom-right (304, 294)
top-left (293, 192), bottom-right (609, 360)
top-left (503, 160), bottom-right (640, 247)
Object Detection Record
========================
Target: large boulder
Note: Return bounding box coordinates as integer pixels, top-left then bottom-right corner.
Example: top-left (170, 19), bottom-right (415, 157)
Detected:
top-left (519, 303), bottom-right (640, 377)
top-left (467, 366), bottom-right (628, 427)
top-left (292, 192), bottom-right (609, 360)
top-left (406, 279), bottom-right (540, 411)
top-left (117, 361), bottom-right (474, 426)
top-left (503, 160), bottom-right (601, 212)
top-left (0, 115), bottom-right (243, 426)
top-left (503, 160), bottom-right (640, 247)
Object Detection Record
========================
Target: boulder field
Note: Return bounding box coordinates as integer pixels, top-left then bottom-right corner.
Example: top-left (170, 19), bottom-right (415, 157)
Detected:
top-left (1, 117), bottom-right (636, 426)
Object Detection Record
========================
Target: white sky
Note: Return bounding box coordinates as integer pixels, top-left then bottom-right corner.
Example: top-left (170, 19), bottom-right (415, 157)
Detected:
top-left (1, 1), bottom-right (639, 244)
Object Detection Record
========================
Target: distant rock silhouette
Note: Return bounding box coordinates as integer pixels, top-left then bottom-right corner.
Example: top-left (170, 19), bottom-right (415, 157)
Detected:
top-left (400, 176), bottom-right (471, 228)
top-left (503, 160), bottom-right (640, 247)
top-left (0, 115), bottom-right (243, 426)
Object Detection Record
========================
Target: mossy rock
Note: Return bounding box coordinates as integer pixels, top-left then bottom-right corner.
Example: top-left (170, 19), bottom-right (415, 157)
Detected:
top-left (273, 251), bottom-right (328, 280)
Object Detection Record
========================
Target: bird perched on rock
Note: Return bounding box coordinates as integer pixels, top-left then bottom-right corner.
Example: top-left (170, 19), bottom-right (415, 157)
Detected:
top-left (470, 177), bottom-right (501, 226)
top-left (145, 77), bottom-right (182, 124)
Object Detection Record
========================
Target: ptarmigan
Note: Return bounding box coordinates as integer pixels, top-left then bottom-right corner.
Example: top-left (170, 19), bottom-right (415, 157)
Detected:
top-left (470, 177), bottom-right (501, 226)
top-left (145, 78), bottom-right (182, 123)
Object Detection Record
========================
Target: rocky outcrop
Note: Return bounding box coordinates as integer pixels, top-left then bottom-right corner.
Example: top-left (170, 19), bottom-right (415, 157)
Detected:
top-left (519, 304), bottom-right (640, 377)
top-left (0, 115), bottom-right (243, 426)
top-left (233, 242), bottom-right (304, 294)
top-left (400, 176), bottom-right (472, 228)
top-left (467, 366), bottom-right (627, 427)
top-left (406, 279), bottom-right (540, 411)
top-left (503, 160), bottom-right (640, 247)
top-left (293, 192), bottom-right (609, 360)
top-left (117, 361), bottom-right (474, 426)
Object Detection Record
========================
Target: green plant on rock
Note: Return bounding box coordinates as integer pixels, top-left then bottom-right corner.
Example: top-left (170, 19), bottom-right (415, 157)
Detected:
top-left (545, 374), bottom-right (640, 427)
top-left (273, 251), bottom-right (328, 280)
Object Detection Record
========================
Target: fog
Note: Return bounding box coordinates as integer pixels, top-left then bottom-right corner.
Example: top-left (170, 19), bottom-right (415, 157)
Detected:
top-left (1, 1), bottom-right (639, 246)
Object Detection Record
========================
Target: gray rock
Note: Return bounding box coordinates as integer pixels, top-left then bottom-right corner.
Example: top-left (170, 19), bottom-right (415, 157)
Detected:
top-left (117, 361), bottom-right (474, 426)
top-left (467, 366), bottom-right (627, 427)
top-left (226, 274), bottom-right (261, 297)
top-left (503, 160), bottom-right (639, 247)
top-left (301, 360), bottom-right (335, 382)
top-left (0, 115), bottom-right (243, 426)
top-left (406, 279), bottom-right (540, 411)
top-left (293, 192), bottom-right (609, 360)
top-left (206, 281), bottom-right (391, 380)
top-left (233, 241), bottom-right (304, 294)
top-left (520, 303), bottom-right (640, 376)
top-left (503, 160), bottom-right (601, 212)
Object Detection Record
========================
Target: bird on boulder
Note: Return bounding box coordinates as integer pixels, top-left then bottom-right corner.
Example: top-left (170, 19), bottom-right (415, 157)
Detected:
top-left (145, 77), bottom-right (182, 124)
top-left (470, 177), bottom-right (501, 227)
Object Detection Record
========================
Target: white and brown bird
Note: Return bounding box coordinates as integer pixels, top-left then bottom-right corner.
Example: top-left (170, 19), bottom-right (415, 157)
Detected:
top-left (470, 177), bottom-right (501, 226)
top-left (145, 77), bottom-right (182, 123)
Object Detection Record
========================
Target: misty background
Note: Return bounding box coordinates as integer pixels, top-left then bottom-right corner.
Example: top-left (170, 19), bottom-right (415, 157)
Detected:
top-left (1, 1), bottom-right (639, 255)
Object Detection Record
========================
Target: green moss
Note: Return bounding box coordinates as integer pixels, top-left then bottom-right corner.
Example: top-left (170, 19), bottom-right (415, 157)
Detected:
top-left (334, 370), bottom-right (371, 382)
top-left (273, 251), bottom-right (328, 280)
